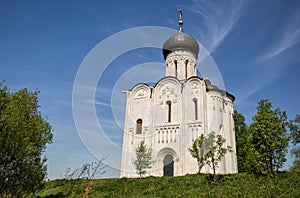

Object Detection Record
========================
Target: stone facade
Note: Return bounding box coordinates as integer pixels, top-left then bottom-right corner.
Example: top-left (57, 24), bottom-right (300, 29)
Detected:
top-left (120, 18), bottom-right (237, 177)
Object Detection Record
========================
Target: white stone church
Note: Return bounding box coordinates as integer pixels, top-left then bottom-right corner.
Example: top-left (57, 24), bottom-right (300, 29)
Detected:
top-left (120, 10), bottom-right (238, 177)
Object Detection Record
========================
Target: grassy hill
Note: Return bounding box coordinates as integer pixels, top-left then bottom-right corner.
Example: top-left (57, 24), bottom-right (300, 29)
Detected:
top-left (35, 172), bottom-right (300, 197)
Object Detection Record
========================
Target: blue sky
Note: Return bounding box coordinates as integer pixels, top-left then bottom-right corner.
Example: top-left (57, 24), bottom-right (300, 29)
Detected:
top-left (1, 0), bottom-right (300, 179)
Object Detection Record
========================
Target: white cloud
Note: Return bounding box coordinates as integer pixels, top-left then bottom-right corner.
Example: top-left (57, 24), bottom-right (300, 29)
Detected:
top-left (86, 99), bottom-right (111, 107)
top-left (237, 10), bottom-right (300, 103)
top-left (189, 0), bottom-right (248, 53)
top-left (230, 6), bottom-right (300, 107)
top-left (257, 11), bottom-right (300, 63)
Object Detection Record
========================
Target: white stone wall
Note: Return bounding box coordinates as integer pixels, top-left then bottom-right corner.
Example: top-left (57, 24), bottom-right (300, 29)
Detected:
top-left (120, 48), bottom-right (237, 177)
top-left (165, 51), bottom-right (196, 80)
top-left (120, 75), bottom-right (237, 178)
top-left (205, 90), bottom-right (238, 174)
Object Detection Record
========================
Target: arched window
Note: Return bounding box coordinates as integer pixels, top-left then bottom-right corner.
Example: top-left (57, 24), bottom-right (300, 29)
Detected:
top-left (166, 100), bottom-right (172, 122)
top-left (185, 60), bottom-right (189, 79)
top-left (174, 60), bottom-right (178, 78)
top-left (136, 119), bottom-right (142, 134)
top-left (193, 98), bottom-right (198, 120)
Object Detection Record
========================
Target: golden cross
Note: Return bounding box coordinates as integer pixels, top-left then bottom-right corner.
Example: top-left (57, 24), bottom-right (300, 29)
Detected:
top-left (178, 8), bottom-right (183, 20)
top-left (178, 8), bottom-right (183, 32)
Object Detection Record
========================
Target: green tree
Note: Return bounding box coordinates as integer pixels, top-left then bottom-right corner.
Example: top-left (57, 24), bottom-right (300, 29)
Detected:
top-left (189, 134), bottom-right (209, 173)
top-left (205, 132), bottom-right (232, 176)
top-left (0, 83), bottom-right (53, 197)
top-left (132, 141), bottom-right (153, 179)
top-left (190, 132), bottom-right (232, 177)
top-left (248, 99), bottom-right (289, 174)
top-left (233, 110), bottom-right (249, 172)
top-left (288, 114), bottom-right (300, 171)
top-left (288, 114), bottom-right (300, 145)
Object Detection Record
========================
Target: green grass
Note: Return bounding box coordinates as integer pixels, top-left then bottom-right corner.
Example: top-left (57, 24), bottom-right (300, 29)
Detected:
top-left (35, 172), bottom-right (300, 197)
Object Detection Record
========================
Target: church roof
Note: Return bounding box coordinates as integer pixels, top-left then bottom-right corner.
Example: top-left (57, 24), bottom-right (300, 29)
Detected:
top-left (126, 76), bottom-right (235, 102)
top-left (162, 8), bottom-right (199, 60)
top-left (203, 78), bottom-right (235, 101)
top-left (162, 31), bottom-right (199, 60)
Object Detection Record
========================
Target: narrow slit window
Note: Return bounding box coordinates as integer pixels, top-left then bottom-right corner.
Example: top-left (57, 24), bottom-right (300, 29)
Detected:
top-left (193, 98), bottom-right (198, 120)
top-left (185, 60), bottom-right (189, 79)
top-left (166, 100), bottom-right (172, 122)
top-left (136, 119), bottom-right (142, 134)
top-left (174, 60), bottom-right (177, 78)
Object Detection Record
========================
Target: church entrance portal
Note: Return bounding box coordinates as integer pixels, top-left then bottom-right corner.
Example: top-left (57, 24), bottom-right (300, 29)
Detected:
top-left (163, 155), bottom-right (174, 176)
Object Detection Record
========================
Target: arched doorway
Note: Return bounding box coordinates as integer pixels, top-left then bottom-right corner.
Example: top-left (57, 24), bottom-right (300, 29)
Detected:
top-left (163, 155), bottom-right (174, 176)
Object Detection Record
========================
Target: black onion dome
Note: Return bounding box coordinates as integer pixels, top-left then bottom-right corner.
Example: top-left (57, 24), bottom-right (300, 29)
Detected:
top-left (163, 31), bottom-right (199, 60)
